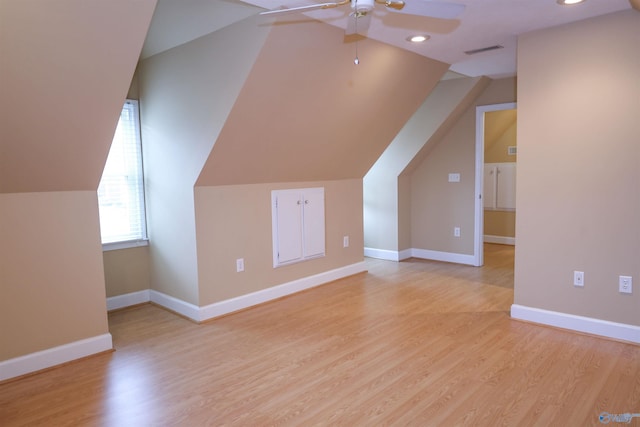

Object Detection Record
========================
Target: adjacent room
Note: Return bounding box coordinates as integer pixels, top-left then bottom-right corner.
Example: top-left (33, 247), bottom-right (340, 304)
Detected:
top-left (1, 0), bottom-right (638, 425)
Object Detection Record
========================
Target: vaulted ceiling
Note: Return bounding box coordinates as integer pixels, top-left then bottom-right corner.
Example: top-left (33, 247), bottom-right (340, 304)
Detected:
top-left (0, 0), bottom-right (156, 193)
top-left (142, 0), bottom-right (634, 78)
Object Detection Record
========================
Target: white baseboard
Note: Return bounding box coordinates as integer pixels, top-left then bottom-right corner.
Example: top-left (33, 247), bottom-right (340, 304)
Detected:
top-left (365, 247), bottom-right (476, 265)
top-left (364, 247), bottom-right (403, 261)
top-left (149, 261), bottom-right (367, 323)
top-left (411, 248), bottom-right (476, 266)
top-left (0, 333), bottom-right (113, 382)
top-left (150, 290), bottom-right (201, 321)
top-left (398, 249), bottom-right (412, 261)
top-left (199, 261), bottom-right (367, 321)
top-left (106, 290), bottom-right (150, 311)
top-left (364, 248), bottom-right (412, 261)
top-left (511, 304), bottom-right (640, 344)
top-left (484, 235), bottom-right (516, 245)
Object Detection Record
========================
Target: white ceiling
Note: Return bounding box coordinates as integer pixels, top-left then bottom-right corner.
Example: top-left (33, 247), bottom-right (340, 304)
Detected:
top-left (142, 0), bottom-right (633, 78)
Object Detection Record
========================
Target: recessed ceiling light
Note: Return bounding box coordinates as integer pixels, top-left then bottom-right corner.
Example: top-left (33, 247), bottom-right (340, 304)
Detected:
top-left (406, 35), bottom-right (430, 43)
top-left (557, 0), bottom-right (585, 5)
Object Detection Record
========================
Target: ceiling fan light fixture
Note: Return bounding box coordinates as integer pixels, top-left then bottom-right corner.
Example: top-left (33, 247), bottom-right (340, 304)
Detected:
top-left (407, 35), bottom-right (430, 43)
top-left (375, 0), bottom-right (405, 10)
top-left (557, 0), bottom-right (585, 5)
top-left (352, 0), bottom-right (374, 13)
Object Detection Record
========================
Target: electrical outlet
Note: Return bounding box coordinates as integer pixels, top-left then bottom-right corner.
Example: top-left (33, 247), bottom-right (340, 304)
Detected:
top-left (573, 271), bottom-right (584, 287)
top-left (236, 258), bottom-right (244, 273)
top-left (619, 276), bottom-right (632, 294)
top-left (343, 235), bottom-right (349, 248)
top-left (454, 227), bottom-right (461, 237)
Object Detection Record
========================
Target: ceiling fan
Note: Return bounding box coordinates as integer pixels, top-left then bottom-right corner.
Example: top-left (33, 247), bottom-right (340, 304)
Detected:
top-left (259, 0), bottom-right (465, 36)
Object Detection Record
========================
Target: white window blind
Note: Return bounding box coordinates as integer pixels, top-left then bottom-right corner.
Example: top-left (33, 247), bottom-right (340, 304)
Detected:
top-left (97, 100), bottom-right (147, 245)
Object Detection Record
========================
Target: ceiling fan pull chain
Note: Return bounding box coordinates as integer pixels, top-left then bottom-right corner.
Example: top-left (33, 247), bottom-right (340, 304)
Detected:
top-left (354, 0), bottom-right (359, 65)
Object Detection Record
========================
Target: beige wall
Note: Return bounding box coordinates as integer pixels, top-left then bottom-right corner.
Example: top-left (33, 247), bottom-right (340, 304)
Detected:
top-left (139, 17), bottom-right (271, 304)
top-left (397, 174), bottom-right (413, 250)
top-left (364, 77), bottom-right (490, 252)
top-left (515, 10), bottom-right (639, 326)
top-left (195, 180), bottom-right (364, 305)
top-left (484, 211), bottom-right (516, 238)
top-left (484, 110), bottom-right (517, 163)
top-left (197, 20), bottom-right (449, 186)
top-left (410, 110), bottom-right (477, 254)
top-left (0, 0), bottom-right (156, 366)
top-left (0, 0), bottom-right (156, 194)
top-left (103, 247), bottom-right (150, 298)
top-left (410, 78), bottom-right (517, 255)
top-left (140, 16), bottom-right (449, 305)
top-left (0, 192), bottom-right (109, 360)
top-left (127, 67), bottom-right (140, 100)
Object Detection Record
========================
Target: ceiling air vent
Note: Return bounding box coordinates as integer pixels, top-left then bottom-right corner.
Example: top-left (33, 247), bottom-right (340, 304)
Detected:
top-left (464, 45), bottom-right (504, 55)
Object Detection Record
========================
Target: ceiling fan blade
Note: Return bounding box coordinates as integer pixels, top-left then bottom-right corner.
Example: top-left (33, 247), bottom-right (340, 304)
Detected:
top-left (260, 2), bottom-right (340, 16)
top-left (345, 11), bottom-right (372, 35)
top-left (390, 0), bottom-right (465, 20)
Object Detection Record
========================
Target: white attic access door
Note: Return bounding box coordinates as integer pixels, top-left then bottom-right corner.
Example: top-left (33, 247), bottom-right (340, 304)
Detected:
top-left (271, 188), bottom-right (325, 267)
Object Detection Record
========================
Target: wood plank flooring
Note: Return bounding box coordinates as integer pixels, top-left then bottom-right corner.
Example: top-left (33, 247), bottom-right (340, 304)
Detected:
top-left (2, 244), bottom-right (639, 426)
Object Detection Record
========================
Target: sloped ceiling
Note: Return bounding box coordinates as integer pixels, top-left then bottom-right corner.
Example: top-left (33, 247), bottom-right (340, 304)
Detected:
top-left (141, 0), bottom-right (262, 58)
top-left (0, 0), bottom-right (157, 194)
top-left (196, 20), bottom-right (449, 186)
top-left (143, 0), bottom-right (634, 79)
top-left (484, 109), bottom-right (517, 153)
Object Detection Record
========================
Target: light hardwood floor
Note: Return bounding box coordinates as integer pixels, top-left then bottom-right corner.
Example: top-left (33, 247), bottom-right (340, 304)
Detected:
top-left (2, 244), bottom-right (639, 426)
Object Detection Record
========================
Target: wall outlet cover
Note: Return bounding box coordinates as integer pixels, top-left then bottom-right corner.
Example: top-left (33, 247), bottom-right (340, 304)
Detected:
top-left (573, 271), bottom-right (584, 287)
top-left (619, 276), bottom-right (632, 294)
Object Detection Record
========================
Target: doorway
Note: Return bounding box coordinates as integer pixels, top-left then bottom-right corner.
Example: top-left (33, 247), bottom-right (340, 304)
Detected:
top-left (473, 102), bottom-right (517, 267)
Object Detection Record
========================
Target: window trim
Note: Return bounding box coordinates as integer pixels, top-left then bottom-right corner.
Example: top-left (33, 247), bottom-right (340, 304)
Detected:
top-left (99, 99), bottom-right (148, 251)
top-left (103, 239), bottom-right (149, 252)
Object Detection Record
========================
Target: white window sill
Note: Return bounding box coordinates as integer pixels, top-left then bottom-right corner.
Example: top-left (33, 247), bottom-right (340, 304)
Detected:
top-left (102, 239), bottom-right (149, 252)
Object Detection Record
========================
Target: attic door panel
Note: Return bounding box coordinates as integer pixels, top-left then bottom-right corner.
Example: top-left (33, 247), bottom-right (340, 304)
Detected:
top-left (302, 188), bottom-right (325, 259)
top-left (275, 191), bottom-right (304, 265)
top-left (483, 166), bottom-right (496, 209)
top-left (496, 163), bottom-right (516, 210)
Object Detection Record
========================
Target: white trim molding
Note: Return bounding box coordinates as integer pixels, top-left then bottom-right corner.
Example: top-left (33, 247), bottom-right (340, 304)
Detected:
top-left (364, 247), bottom-right (411, 261)
top-left (150, 290), bottom-right (201, 321)
top-left (0, 333), bottom-right (113, 382)
top-left (511, 304), bottom-right (640, 344)
top-left (365, 247), bottom-right (476, 266)
top-left (102, 239), bottom-right (149, 252)
top-left (411, 248), bottom-right (476, 266)
top-left (106, 290), bottom-right (150, 311)
top-left (484, 235), bottom-right (516, 246)
top-left (149, 261), bottom-right (367, 323)
top-left (199, 261), bottom-right (367, 321)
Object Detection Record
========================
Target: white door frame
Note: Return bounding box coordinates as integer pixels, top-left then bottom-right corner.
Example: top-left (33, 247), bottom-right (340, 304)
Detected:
top-left (473, 102), bottom-right (517, 267)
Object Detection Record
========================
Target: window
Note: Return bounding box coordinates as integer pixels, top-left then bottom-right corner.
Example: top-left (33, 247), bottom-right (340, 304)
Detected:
top-left (98, 100), bottom-right (147, 249)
